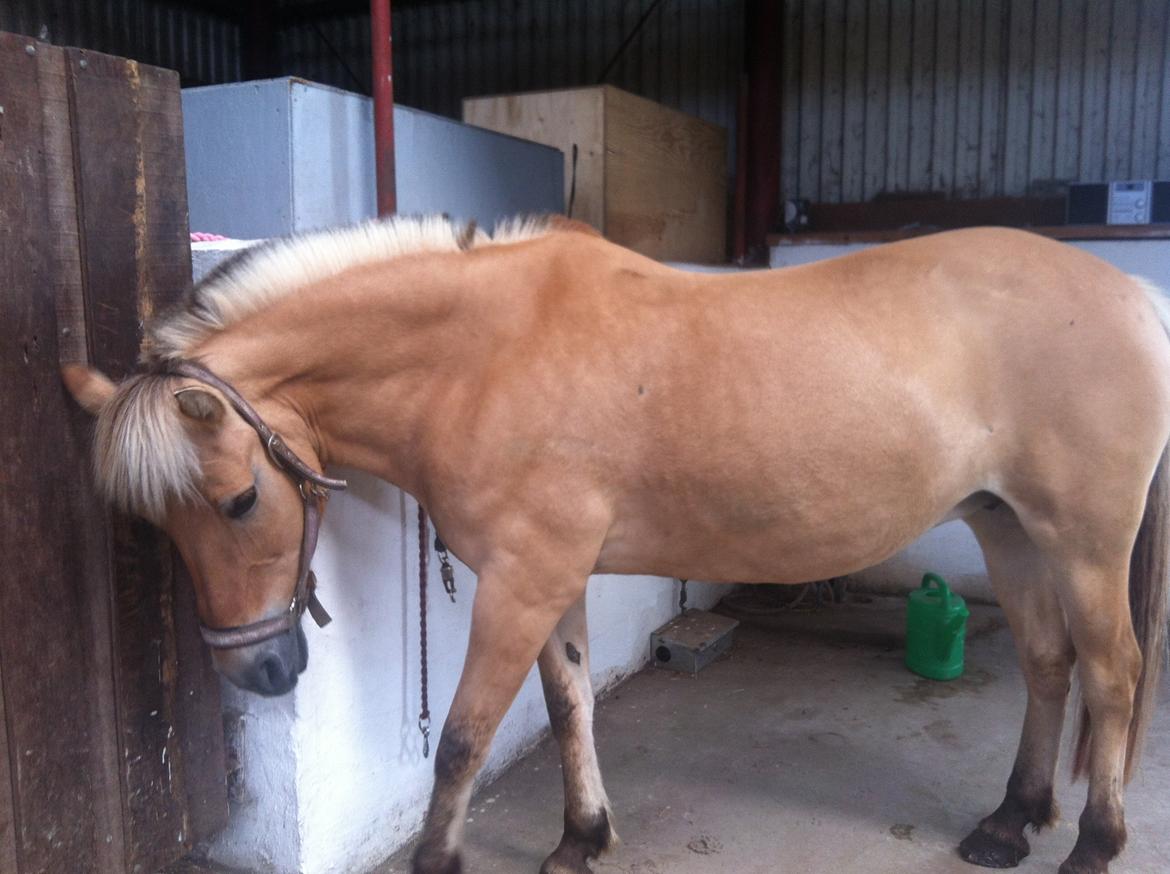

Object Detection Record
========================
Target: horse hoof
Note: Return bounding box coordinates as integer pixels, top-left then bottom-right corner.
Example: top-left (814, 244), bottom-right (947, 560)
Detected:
top-left (539, 850), bottom-right (592, 874)
top-left (958, 827), bottom-right (1029, 869)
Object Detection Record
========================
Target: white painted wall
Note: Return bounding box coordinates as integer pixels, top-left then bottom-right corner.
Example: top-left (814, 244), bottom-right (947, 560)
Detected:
top-left (770, 235), bottom-right (1170, 603)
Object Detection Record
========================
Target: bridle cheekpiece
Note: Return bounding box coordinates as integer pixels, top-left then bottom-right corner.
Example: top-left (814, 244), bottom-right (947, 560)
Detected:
top-left (164, 359), bottom-right (348, 649)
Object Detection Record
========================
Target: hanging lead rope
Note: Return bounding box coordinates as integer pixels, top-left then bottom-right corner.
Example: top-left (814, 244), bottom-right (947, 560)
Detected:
top-left (679, 578), bottom-right (688, 614)
top-left (418, 511), bottom-right (459, 758)
top-left (418, 505), bottom-right (431, 758)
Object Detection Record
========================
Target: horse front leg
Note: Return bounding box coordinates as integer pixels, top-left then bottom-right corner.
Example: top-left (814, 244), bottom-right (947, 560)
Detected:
top-left (412, 560), bottom-right (588, 874)
top-left (537, 594), bottom-right (618, 874)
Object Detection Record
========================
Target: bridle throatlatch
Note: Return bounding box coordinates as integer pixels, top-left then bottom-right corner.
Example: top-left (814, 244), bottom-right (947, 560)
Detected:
top-left (164, 360), bottom-right (348, 649)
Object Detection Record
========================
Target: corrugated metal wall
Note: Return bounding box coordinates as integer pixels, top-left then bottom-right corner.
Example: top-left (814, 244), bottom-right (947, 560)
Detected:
top-left (6, 0), bottom-right (1169, 208)
top-left (781, 0), bottom-right (1170, 204)
top-left (0, 0), bottom-right (241, 84)
top-left (280, 0), bottom-right (744, 158)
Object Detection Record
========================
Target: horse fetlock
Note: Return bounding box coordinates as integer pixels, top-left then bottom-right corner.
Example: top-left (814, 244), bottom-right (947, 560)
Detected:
top-left (541, 807), bottom-right (618, 874)
top-left (539, 850), bottom-right (592, 874)
top-left (1004, 772), bottom-right (1059, 831)
top-left (1057, 856), bottom-right (1111, 874)
top-left (411, 841), bottom-right (462, 874)
top-left (1059, 806), bottom-right (1126, 874)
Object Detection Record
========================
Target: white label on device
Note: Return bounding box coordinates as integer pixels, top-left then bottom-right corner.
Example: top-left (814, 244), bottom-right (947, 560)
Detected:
top-left (1108, 181), bottom-right (1152, 225)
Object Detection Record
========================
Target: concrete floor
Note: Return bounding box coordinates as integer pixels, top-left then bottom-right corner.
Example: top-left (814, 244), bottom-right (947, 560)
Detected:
top-left (377, 595), bottom-right (1170, 874)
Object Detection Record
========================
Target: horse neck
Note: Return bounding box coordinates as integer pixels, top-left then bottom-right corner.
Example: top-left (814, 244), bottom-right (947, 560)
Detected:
top-left (195, 249), bottom-right (531, 496)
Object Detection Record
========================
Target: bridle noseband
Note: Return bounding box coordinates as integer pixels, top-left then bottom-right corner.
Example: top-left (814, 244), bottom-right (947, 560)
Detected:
top-left (164, 360), bottom-right (348, 649)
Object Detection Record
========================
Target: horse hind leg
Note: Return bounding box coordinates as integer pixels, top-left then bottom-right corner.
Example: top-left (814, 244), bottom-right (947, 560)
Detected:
top-left (959, 504), bottom-right (1075, 868)
top-left (1051, 555), bottom-right (1143, 874)
top-left (537, 594), bottom-right (618, 874)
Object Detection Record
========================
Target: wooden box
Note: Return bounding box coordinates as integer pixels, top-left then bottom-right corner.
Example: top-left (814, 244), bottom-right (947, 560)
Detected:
top-left (464, 85), bottom-right (728, 263)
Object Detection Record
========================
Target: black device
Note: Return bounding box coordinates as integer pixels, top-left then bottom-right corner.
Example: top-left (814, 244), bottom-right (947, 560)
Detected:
top-left (1067, 181), bottom-right (1170, 225)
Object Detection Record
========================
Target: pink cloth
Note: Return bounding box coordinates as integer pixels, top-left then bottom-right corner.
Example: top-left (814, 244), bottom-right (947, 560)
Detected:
top-left (190, 232), bottom-right (229, 242)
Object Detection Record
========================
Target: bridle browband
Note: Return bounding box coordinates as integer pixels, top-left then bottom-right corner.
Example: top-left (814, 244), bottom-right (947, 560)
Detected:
top-left (163, 359), bottom-right (348, 649)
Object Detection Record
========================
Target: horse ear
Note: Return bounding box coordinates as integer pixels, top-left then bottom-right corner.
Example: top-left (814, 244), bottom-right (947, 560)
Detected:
top-left (61, 364), bottom-right (116, 416)
top-left (174, 387), bottom-right (226, 425)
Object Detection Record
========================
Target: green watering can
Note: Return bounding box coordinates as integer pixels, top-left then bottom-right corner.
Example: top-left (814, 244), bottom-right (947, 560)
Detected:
top-left (905, 573), bottom-right (970, 680)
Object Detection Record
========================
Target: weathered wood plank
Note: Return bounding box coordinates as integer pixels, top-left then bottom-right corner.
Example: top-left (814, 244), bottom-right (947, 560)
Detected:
top-left (862, 0), bottom-right (889, 199)
top-left (171, 560), bottom-right (229, 844)
top-left (780, 0), bottom-right (804, 204)
top-left (908, 0), bottom-right (936, 191)
top-left (931, 0), bottom-right (959, 193)
top-left (66, 46), bottom-right (221, 871)
top-left (35, 40), bottom-right (88, 367)
top-left (1106, 0), bottom-right (1139, 180)
top-left (1054, 0), bottom-right (1088, 182)
top-left (36, 38), bottom-right (130, 874)
top-left (953, 0), bottom-right (984, 196)
top-left (799, 0), bottom-right (825, 200)
top-left (0, 650), bottom-right (17, 874)
top-left (1159, 2), bottom-right (1170, 179)
top-left (885, 0), bottom-right (912, 192)
top-left (1080, 1), bottom-right (1112, 180)
top-left (978, 0), bottom-right (1006, 194)
top-left (680, 0), bottom-right (699, 117)
top-left (1002, 0), bottom-right (1034, 194)
top-left (0, 33), bottom-right (106, 874)
top-left (1131, 0), bottom-right (1167, 178)
top-left (133, 51), bottom-right (228, 848)
top-left (819, 0), bottom-right (845, 202)
top-left (841, 0), bottom-right (867, 202)
top-left (1028, 0), bottom-right (1060, 186)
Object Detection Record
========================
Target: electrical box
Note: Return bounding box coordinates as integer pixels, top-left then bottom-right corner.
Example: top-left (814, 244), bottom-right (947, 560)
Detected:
top-left (651, 610), bottom-right (739, 675)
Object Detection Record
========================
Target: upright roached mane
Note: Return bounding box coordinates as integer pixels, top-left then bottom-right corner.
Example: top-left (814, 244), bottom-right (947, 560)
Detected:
top-left (92, 214), bottom-right (555, 522)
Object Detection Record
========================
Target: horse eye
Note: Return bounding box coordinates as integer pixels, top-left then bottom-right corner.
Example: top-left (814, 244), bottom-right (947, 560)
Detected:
top-left (224, 486), bottom-right (257, 520)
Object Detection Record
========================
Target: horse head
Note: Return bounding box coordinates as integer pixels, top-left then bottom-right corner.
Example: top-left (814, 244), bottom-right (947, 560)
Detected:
top-left (62, 362), bottom-right (337, 696)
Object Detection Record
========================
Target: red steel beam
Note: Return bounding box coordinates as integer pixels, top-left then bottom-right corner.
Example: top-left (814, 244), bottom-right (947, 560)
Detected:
top-left (745, 0), bottom-right (782, 260)
top-left (371, 0), bottom-right (397, 216)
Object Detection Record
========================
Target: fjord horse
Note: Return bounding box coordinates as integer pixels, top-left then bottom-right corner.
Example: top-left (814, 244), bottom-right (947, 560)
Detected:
top-left (64, 217), bottom-right (1169, 874)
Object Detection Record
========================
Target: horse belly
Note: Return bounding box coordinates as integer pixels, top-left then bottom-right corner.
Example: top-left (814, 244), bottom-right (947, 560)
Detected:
top-left (593, 414), bottom-right (977, 584)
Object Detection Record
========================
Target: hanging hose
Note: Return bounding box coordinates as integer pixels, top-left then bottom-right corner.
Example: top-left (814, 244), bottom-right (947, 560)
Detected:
top-left (722, 579), bottom-right (848, 615)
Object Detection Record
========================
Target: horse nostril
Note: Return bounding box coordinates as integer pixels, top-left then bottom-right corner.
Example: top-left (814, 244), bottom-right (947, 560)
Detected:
top-left (249, 654), bottom-right (296, 696)
top-left (261, 656), bottom-right (285, 690)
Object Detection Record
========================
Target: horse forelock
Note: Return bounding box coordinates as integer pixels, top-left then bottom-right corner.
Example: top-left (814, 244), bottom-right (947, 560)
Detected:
top-left (140, 214), bottom-right (557, 365)
top-left (94, 374), bottom-right (201, 524)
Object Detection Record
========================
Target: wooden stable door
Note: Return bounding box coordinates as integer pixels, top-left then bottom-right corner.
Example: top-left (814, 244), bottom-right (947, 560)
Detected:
top-left (0, 34), bottom-right (227, 873)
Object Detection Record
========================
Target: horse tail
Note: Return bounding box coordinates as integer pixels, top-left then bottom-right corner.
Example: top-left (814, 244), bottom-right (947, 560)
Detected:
top-left (1073, 278), bottom-right (1170, 781)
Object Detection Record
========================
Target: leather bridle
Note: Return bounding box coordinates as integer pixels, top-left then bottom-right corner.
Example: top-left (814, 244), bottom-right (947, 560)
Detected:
top-left (163, 360), bottom-right (348, 649)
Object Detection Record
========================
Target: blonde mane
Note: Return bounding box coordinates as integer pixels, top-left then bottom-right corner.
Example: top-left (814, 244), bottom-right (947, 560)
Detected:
top-left (99, 214), bottom-right (556, 520)
top-left (142, 213), bottom-right (554, 364)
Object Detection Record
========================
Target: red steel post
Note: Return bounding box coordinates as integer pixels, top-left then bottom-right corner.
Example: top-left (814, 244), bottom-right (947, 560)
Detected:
top-left (371, 0), bottom-right (397, 216)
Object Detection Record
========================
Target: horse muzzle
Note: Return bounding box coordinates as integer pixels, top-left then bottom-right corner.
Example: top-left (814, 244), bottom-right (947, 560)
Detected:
top-left (215, 621), bottom-right (309, 697)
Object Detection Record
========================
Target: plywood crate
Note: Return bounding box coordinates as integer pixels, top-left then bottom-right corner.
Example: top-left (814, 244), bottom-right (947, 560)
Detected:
top-left (464, 85), bottom-right (727, 263)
